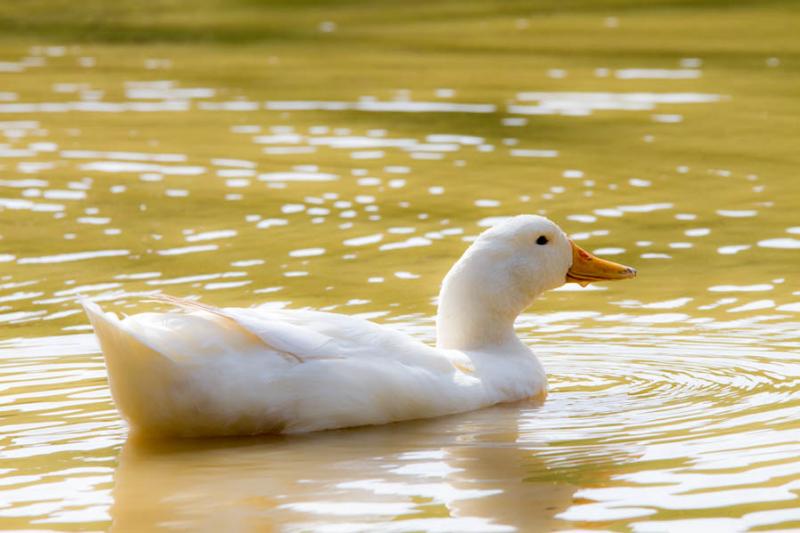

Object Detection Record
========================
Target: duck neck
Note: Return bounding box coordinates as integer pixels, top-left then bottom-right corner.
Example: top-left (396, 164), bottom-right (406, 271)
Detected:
top-left (436, 301), bottom-right (518, 350)
top-left (435, 259), bottom-right (539, 351)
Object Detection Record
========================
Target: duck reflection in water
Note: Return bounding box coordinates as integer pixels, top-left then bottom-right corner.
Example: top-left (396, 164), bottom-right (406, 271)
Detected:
top-left (110, 400), bottom-right (632, 532)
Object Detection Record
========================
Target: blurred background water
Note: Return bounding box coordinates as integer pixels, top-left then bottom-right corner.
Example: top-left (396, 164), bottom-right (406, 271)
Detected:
top-left (0, 1), bottom-right (799, 531)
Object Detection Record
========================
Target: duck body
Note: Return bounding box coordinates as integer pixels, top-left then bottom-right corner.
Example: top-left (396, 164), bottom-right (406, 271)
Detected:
top-left (85, 215), bottom-right (634, 437)
top-left (85, 302), bottom-right (546, 436)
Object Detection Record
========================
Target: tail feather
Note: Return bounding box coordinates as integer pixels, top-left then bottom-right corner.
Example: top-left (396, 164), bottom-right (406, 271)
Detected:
top-left (83, 298), bottom-right (305, 435)
top-left (82, 301), bottom-right (180, 433)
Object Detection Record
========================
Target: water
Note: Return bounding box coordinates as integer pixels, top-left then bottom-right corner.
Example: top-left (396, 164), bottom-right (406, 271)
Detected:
top-left (1, 1), bottom-right (799, 530)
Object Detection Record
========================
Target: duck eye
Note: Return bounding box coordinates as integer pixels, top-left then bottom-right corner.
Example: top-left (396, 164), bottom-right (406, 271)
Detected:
top-left (536, 235), bottom-right (548, 245)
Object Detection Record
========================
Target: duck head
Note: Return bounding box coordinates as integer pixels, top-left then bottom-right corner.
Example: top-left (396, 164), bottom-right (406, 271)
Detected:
top-left (436, 215), bottom-right (636, 349)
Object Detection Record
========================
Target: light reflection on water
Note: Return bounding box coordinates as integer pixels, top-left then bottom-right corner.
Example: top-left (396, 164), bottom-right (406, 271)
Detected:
top-left (0, 11), bottom-right (799, 531)
top-left (3, 320), bottom-right (800, 531)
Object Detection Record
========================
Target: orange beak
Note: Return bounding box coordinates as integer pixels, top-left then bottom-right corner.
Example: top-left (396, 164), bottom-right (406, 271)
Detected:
top-left (566, 240), bottom-right (637, 287)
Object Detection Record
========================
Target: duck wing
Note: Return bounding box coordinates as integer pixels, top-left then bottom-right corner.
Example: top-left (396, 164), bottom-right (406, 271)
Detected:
top-left (146, 294), bottom-right (460, 373)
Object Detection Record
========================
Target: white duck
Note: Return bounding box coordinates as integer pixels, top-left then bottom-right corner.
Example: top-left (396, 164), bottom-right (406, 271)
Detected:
top-left (84, 215), bottom-right (635, 437)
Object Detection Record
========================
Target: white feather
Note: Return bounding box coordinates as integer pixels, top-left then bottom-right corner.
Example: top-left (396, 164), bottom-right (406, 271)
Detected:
top-left (84, 215), bottom-right (589, 437)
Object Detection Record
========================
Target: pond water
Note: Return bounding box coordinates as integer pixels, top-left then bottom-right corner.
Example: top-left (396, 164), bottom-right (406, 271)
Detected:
top-left (1, 1), bottom-right (799, 531)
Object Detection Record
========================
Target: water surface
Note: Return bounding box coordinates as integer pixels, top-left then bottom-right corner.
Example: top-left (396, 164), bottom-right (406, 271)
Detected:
top-left (1, 1), bottom-right (799, 530)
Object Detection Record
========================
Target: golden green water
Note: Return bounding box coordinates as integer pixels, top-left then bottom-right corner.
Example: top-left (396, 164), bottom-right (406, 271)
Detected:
top-left (1, 0), bottom-right (799, 530)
